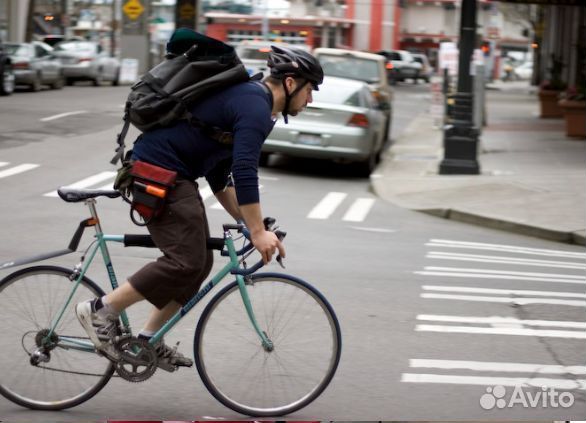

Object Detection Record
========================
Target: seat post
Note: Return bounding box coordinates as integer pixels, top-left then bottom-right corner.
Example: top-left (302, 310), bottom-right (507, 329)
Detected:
top-left (84, 198), bottom-right (104, 236)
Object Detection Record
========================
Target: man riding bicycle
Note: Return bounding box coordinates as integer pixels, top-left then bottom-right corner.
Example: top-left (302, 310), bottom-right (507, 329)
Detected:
top-left (75, 38), bottom-right (325, 369)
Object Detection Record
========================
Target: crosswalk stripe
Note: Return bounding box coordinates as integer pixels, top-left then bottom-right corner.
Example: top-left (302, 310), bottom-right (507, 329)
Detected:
top-left (401, 374), bottom-right (586, 390)
top-left (0, 164), bottom-right (40, 179)
top-left (427, 239), bottom-right (586, 259)
top-left (416, 314), bottom-right (586, 328)
top-left (427, 252), bottom-right (585, 269)
top-left (422, 285), bottom-right (586, 298)
top-left (200, 186), bottom-right (213, 201)
top-left (421, 267), bottom-right (586, 280)
top-left (409, 359), bottom-right (586, 374)
top-left (420, 293), bottom-right (586, 307)
top-left (342, 198), bottom-right (375, 222)
top-left (44, 171), bottom-right (117, 197)
top-left (414, 270), bottom-right (585, 284)
top-left (0, 162), bottom-right (9, 168)
top-left (415, 325), bottom-right (586, 339)
top-left (308, 192), bottom-right (347, 219)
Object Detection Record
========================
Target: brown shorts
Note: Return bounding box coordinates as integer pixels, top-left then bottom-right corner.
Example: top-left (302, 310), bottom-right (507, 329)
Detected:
top-left (128, 179), bottom-right (213, 309)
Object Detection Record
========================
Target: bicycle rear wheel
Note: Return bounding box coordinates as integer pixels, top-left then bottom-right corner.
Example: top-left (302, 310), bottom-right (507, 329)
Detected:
top-left (194, 273), bottom-right (341, 416)
top-left (0, 265), bottom-right (116, 410)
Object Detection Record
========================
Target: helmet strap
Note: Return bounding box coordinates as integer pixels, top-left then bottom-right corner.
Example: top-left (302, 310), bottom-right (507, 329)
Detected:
top-left (281, 78), bottom-right (307, 124)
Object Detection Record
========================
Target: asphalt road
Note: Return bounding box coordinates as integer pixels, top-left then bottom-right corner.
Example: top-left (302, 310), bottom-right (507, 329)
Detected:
top-left (0, 82), bottom-right (584, 421)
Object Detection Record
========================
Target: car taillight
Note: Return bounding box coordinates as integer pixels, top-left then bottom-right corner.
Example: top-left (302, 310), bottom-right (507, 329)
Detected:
top-left (13, 62), bottom-right (29, 70)
top-left (78, 58), bottom-right (92, 63)
top-left (347, 113), bottom-right (369, 127)
top-left (385, 62), bottom-right (394, 70)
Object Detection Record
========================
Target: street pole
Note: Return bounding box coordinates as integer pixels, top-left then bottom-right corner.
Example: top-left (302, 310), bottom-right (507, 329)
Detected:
top-left (439, 0), bottom-right (480, 175)
top-left (261, 0), bottom-right (269, 40)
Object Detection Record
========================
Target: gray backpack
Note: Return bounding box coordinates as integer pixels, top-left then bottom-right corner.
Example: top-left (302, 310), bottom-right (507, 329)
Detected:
top-left (110, 31), bottom-right (252, 165)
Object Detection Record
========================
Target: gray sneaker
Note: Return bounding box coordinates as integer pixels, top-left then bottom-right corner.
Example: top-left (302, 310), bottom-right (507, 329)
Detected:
top-left (75, 300), bottom-right (120, 361)
top-left (154, 340), bottom-right (193, 372)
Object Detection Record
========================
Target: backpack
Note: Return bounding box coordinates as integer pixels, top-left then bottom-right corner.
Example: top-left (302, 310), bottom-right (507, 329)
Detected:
top-left (110, 30), bottom-right (252, 166)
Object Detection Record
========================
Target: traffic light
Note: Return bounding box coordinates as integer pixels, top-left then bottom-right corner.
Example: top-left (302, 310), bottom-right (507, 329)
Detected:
top-left (481, 41), bottom-right (491, 57)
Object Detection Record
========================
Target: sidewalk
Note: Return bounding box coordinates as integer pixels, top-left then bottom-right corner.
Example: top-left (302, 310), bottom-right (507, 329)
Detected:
top-left (371, 82), bottom-right (586, 246)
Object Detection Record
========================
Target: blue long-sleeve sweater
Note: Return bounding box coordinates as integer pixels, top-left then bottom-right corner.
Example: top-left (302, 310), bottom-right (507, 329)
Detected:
top-left (132, 81), bottom-right (275, 205)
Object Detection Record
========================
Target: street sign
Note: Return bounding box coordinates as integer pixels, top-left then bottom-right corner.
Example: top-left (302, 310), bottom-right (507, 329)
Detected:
top-left (175, 0), bottom-right (198, 30)
top-left (123, 0), bottom-right (145, 21)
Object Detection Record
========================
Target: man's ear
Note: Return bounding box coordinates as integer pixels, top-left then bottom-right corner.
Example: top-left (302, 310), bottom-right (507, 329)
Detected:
top-left (284, 76), bottom-right (296, 91)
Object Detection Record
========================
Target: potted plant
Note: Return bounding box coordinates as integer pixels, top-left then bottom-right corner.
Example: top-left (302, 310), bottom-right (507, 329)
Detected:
top-left (538, 55), bottom-right (566, 118)
top-left (559, 84), bottom-right (586, 138)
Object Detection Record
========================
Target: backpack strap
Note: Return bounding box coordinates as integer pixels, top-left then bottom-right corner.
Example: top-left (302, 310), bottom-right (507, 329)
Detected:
top-left (110, 101), bottom-right (132, 165)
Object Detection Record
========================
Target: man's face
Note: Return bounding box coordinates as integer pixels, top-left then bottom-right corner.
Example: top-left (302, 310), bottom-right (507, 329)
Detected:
top-left (286, 78), bottom-right (314, 116)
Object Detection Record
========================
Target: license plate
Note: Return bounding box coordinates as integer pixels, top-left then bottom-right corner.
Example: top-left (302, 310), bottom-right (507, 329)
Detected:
top-left (297, 133), bottom-right (321, 146)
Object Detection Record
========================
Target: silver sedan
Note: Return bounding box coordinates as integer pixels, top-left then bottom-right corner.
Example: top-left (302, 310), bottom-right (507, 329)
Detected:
top-left (53, 41), bottom-right (119, 86)
top-left (262, 76), bottom-right (387, 175)
top-left (4, 41), bottom-right (65, 91)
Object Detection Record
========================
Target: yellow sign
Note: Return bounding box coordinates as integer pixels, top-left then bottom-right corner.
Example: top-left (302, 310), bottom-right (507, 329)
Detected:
top-left (179, 3), bottom-right (196, 20)
top-left (123, 0), bottom-right (145, 20)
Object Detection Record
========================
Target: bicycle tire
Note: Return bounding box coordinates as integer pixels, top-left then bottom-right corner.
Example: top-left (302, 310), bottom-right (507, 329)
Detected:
top-left (0, 265), bottom-right (116, 410)
top-left (194, 273), bottom-right (341, 416)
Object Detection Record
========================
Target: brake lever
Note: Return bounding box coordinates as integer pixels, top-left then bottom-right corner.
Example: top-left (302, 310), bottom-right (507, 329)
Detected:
top-left (276, 255), bottom-right (285, 269)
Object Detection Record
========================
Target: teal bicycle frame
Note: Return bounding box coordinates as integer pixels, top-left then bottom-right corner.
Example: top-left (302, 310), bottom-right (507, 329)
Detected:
top-left (41, 198), bottom-right (273, 354)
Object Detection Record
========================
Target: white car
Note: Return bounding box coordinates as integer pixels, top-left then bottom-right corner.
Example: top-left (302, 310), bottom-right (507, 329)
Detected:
top-left (53, 41), bottom-right (120, 86)
top-left (514, 62), bottom-right (533, 80)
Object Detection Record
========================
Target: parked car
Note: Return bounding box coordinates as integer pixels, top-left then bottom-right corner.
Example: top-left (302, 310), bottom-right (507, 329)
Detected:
top-left (4, 41), bottom-right (65, 91)
top-left (313, 47), bottom-right (392, 144)
top-left (411, 53), bottom-right (433, 83)
top-left (513, 61), bottom-right (533, 80)
top-left (375, 49), bottom-right (420, 84)
top-left (53, 41), bottom-right (120, 86)
top-left (41, 35), bottom-right (85, 47)
top-left (235, 40), bottom-right (309, 77)
top-left (0, 37), bottom-right (15, 96)
top-left (262, 76), bottom-right (387, 176)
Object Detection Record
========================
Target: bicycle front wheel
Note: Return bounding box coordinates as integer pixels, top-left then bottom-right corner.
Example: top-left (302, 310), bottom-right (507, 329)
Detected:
top-left (194, 273), bottom-right (342, 416)
top-left (0, 265), bottom-right (116, 410)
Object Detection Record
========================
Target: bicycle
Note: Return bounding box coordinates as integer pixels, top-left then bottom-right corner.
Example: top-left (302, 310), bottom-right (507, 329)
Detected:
top-left (0, 187), bottom-right (342, 416)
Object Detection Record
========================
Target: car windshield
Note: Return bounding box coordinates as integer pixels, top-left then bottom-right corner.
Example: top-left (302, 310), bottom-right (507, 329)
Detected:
top-left (54, 42), bottom-right (96, 53)
top-left (318, 55), bottom-right (380, 83)
top-left (4, 44), bottom-right (31, 57)
top-left (240, 47), bottom-right (271, 60)
top-left (313, 82), bottom-right (361, 107)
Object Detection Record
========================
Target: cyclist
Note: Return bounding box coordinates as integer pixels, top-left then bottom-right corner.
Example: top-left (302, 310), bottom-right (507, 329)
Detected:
top-left (75, 44), bottom-right (324, 369)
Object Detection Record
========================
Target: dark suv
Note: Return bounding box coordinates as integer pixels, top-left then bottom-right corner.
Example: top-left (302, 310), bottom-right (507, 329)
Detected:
top-left (0, 36), bottom-right (15, 95)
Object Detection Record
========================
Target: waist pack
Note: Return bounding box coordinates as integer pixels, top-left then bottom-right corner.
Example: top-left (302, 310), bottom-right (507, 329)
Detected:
top-left (128, 160), bottom-right (177, 226)
top-left (110, 29), bottom-right (252, 166)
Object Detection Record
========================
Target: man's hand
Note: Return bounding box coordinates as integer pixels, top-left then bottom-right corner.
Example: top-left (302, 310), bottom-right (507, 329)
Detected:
top-left (251, 229), bottom-right (286, 264)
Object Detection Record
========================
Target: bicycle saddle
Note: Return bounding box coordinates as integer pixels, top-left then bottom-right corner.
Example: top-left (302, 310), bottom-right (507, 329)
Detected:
top-left (57, 188), bottom-right (121, 203)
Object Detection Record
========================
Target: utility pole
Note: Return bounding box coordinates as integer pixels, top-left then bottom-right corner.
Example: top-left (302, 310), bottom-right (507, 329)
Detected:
top-left (261, 0), bottom-right (269, 41)
top-left (439, 0), bottom-right (480, 175)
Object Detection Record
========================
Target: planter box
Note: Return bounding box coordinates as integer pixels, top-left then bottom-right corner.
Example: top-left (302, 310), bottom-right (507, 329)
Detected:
top-left (538, 89), bottom-right (563, 118)
top-left (559, 99), bottom-right (586, 139)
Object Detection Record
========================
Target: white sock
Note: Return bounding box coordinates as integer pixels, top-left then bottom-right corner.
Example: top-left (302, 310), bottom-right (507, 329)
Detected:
top-left (95, 296), bottom-right (119, 320)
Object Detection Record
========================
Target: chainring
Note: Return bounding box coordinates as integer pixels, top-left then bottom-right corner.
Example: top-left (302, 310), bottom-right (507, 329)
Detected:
top-left (114, 336), bottom-right (158, 382)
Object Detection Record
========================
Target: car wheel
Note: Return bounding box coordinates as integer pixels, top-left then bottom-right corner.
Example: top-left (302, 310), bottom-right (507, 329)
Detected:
top-left (30, 74), bottom-right (42, 92)
top-left (259, 152), bottom-right (270, 167)
top-left (51, 73), bottom-right (65, 90)
top-left (112, 69), bottom-right (120, 86)
top-left (0, 63), bottom-right (15, 96)
top-left (356, 149), bottom-right (377, 177)
top-left (66, 77), bottom-right (74, 86)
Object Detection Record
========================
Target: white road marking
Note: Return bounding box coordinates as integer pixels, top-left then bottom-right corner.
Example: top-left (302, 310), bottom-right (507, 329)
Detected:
top-left (415, 325), bottom-right (586, 339)
top-left (416, 314), bottom-right (586, 328)
top-left (342, 198), bottom-right (375, 222)
top-left (427, 239), bottom-right (586, 259)
top-left (0, 164), bottom-right (40, 179)
top-left (40, 110), bottom-right (88, 122)
top-left (307, 192), bottom-right (347, 219)
top-left (422, 285), bottom-right (586, 298)
top-left (199, 186), bottom-right (213, 201)
top-left (349, 226), bottom-right (396, 233)
top-left (401, 374), bottom-right (586, 390)
top-left (420, 293), bottom-right (586, 307)
top-left (0, 162), bottom-right (9, 167)
top-left (427, 251), bottom-right (585, 269)
top-left (44, 171), bottom-right (117, 197)
top-left (421, 267), bottom-right (586, 280)
top-left (210, 202), bottom-right (223, 210)
top-left (409, 359), bottom-right (586, 375)
top-left (414, 270), bottom-right (585, 284)
top-left (258, 175), bottom-right (279, 181)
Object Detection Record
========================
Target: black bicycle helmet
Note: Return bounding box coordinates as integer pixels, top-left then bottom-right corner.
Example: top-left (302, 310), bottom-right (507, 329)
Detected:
top-left (267, 46), bottom-right (324, 123)
top-left (267, 45), bottom-right (324, 90)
